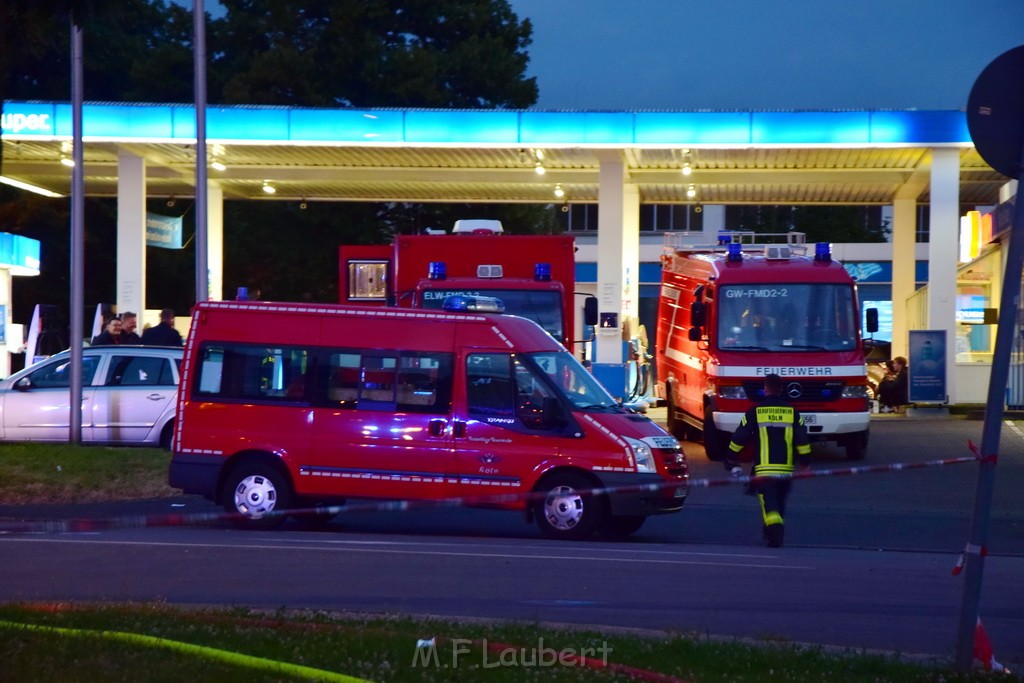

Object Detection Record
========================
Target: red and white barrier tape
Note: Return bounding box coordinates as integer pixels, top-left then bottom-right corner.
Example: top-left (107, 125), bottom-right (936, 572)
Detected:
top-left (0, 450), bottom-right (987, 535)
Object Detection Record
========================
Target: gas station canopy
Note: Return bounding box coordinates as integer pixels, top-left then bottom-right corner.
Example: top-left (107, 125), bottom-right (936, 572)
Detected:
top-left (0, 102), bottom-right (1008, 206)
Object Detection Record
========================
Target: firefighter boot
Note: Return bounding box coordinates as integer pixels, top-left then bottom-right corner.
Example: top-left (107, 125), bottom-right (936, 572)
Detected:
top-left (765, 523), bottom-right (784, 548)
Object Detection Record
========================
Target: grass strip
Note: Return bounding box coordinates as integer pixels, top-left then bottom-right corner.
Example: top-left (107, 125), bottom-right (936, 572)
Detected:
top-left (0, 618), bottom-right (369, 683)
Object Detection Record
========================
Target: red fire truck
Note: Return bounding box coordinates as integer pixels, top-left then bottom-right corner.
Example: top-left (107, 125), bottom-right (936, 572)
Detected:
top-left (339, 220), bottom-right (579, 350)
top-left (655, 232), bottom-right (875, 461)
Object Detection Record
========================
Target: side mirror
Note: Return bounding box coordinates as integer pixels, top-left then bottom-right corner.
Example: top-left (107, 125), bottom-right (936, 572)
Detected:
top-left (865, 308), bottom-right (879, 334)
top-left (15, 377), bottom-right (33, 391)
top-left (583, 296), bottom-right (598, 327)
top-left (690, 301), bottom-right (706, 327)
top-left (688, 327), bottom-right (703, 342)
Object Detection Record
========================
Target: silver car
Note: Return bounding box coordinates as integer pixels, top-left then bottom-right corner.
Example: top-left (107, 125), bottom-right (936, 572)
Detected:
top-left (0, 346), bottom-right (182, 447)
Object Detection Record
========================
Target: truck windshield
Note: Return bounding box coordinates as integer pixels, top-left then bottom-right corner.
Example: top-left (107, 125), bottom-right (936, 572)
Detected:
top-left (526, 351), bottom-right (621, 411)
top-left (419, 288), bottom-right (563, 340)
top-left (717, 283), bottom-right (858, 352)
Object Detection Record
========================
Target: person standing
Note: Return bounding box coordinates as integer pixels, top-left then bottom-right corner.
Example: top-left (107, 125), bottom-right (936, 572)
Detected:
top-left (726, 373), bottom-right (811, 548)
top-left (118, 311), bottom-right (142, 344)
top-left (90, 317), bottom-right (123, 346)
top-left (141, 308), bottom-right (183, 346)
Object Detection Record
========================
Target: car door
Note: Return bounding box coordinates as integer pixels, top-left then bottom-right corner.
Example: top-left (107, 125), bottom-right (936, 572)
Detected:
top-left (92, 352), bottom-right (178, 444)
top-left (1, 355), bottom-right (101, 441)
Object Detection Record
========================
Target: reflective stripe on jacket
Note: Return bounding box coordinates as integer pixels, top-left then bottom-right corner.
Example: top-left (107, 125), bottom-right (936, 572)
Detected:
top-left (728, 396), bottom-right (811, 474)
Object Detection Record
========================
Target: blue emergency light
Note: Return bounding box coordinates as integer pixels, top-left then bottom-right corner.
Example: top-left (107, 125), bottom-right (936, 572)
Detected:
top-left (428, 261), bottom-right (447, 279)
top-left (814, 242), bottom-right (832, 263)
top-left (534, 263), bottom-right (552, 281)
top-left (442, 294), bottom-right (505, 313)
top-left (726, 243), bottom-right (743, 262)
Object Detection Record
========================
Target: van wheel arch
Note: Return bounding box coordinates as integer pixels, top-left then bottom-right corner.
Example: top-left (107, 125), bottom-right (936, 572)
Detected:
top-left (531, 469), bottom-right (607, 541)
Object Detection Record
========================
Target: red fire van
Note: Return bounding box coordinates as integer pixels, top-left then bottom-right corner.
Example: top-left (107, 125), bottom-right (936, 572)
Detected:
top-left (169, 299), bottom-right (688, 539)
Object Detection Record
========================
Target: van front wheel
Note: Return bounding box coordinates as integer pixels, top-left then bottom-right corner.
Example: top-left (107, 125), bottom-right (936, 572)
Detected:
top-left (223, 463), bottom-right (292, 530)
top-left (534, 473), bottom-right (605, 541)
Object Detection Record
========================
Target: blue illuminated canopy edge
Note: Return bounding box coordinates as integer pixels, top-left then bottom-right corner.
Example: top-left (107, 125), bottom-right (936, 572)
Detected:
top-left (1, 102), bottom-right (972, 146)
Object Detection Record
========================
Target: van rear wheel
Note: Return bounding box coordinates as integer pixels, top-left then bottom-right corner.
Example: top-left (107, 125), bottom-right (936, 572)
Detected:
top-left (534, 473), bottom-right (605, 541)
top-left (223, 463), bottom-right (292, 530)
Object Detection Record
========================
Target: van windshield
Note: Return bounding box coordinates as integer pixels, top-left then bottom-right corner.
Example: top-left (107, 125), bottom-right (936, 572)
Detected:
top-left (717, 283), bottom-right (858, 352)
top-left (419, 288), bottom-right (563, 340)
top-left (526, 351), bottom-right (620, 411)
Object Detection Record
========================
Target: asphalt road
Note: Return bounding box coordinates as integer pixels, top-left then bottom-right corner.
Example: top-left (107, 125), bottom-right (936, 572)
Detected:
top-left (1, 412), bottom-right (1022, 668)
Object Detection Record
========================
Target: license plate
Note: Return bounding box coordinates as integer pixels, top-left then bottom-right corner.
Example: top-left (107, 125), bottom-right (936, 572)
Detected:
top-left (802, 413), bottom-right (817, 424)
top-left (674, 486), bottom-right (687, 498)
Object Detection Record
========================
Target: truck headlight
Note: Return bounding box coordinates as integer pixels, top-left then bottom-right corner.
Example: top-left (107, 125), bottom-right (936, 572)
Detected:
top-left (841, 385), bottom-right (870, 399)
top-left (624, 436), bottom-right (657, 473)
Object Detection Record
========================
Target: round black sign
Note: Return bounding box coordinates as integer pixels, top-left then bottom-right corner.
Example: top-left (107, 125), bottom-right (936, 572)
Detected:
top-left (966, 44), bottom-right (1024, 179)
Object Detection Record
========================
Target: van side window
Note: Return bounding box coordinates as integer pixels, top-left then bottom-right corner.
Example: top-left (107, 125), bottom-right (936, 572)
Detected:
top-left (194, 344), bottom-right (309, 402)
top-left (323, 350), bottom-right (452, 413)
top-left (359, 355), bottom-right (398, 408)
top-left (466, 353), bottom-right (514, 417)
top-left (397, 353), bottom-right (452, 413)
top-left (512, 355), bottom-right (559, 429)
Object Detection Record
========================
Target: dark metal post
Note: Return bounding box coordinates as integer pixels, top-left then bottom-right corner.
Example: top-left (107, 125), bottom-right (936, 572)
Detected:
top-left (193, 0), bottom-right (209, 303)
top-left (68, 10), bottom-right (85, 444)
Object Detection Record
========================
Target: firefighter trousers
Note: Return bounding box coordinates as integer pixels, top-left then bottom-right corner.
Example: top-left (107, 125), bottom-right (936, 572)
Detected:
top-left (756, 477), bottom-right (791, 546)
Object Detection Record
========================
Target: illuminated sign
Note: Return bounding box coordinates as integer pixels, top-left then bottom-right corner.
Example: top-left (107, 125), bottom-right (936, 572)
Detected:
top-left (0, 101), bottom-right (976, 146)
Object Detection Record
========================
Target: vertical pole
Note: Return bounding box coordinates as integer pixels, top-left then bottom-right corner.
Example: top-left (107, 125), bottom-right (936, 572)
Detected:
top-left (954, 167), bottom-right (1024, 670)
top-left (68, 11), bottom-right (85, 444)
top-left (193, 0), bottom-right (209, 304)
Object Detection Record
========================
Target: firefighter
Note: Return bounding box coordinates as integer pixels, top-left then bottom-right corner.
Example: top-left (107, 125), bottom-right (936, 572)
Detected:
top-left (726, 373), bottom-right (811, 548)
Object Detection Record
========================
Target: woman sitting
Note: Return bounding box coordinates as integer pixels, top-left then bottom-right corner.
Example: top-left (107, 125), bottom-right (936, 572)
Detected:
top-left (877, 356), bottom-right (908, 413)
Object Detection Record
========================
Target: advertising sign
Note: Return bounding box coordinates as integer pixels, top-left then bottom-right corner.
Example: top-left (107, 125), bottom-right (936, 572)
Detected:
top-left (909, 330), bottom-right (947, 403)
top-left (146, 213), bottom-right (183, 249)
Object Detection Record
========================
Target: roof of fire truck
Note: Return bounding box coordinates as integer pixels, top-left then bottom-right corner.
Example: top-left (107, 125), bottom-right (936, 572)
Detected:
top-left (662, 232), bottom-right (855, 284)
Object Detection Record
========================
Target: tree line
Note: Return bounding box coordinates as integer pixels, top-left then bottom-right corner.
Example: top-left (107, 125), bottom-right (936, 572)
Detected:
top-left (0, 0), bottom-right (545, 323)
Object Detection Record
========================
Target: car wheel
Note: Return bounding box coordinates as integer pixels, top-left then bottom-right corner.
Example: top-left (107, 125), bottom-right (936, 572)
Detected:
top-left (601, 515), bottom-right (646, 538)
top-left (534, 472), bottom-right (605, 541)
top-left (222, 462), bottom-right (292, 530)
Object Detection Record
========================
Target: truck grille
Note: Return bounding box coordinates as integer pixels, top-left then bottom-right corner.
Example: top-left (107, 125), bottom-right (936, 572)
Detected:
top-left (742, 379), bottom-right (846, 403)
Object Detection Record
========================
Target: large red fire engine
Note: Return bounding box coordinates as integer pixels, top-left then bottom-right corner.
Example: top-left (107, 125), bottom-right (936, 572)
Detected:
top-left (655, 232), bottom-right (875, 461)
top-left (338, 220), bottom-right (579, 350)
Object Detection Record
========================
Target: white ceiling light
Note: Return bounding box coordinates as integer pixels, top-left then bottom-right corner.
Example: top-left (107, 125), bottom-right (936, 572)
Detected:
top-left (262, 181), bottom-right (276, 194)
top-left (0, 175), bottom-right (64, 198)
top-left (553, 184), bottom-right (564, 198)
